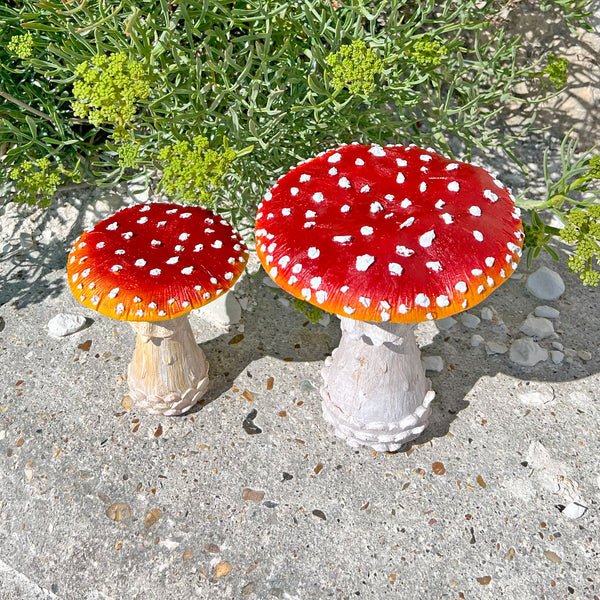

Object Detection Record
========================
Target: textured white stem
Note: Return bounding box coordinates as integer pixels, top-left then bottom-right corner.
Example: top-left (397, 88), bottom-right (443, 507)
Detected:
top-left (127, 315), bottom-right (209, 416)
top-left (320, 317), bottom-right (434, 452)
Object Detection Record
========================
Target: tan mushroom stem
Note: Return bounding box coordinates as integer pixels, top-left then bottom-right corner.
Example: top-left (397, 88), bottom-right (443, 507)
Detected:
top-left (127, 315), bottom-right (209, 416)
top-left (320, 317), bottom-right (435, 452)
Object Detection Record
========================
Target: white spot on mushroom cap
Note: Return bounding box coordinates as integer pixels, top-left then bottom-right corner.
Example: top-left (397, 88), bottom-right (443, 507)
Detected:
top-left (328, 152), bottom-right (342, 163)
top-left (446, 163), bottom-right (459, 171)
top-left (400, 217), bottom-right (415, 229)
top-left (420, 154), bottom-right (432, 162)
top-left (122, 231), bottom-right (133, 240)
top-left (477, 285), bottom-right (485, 294)
top-left (157, 220), bottom-right (167, 227)
top-left (426, 261), bottom-right (443, 272)
top-left (396, 172), bottom-right (405, 184)
top-left (356, 255), bottom-right (375, 271)
top-left (181, 267), bottom-right (194, 275)
top-left (150, 268), bottom-right (161, 276)
top-left (469, 206), bottom-right (482, 216)
top-left (448, 181), bottom-right (460, 192)
top-left (473, 231), bottom-right (484, 242)
top-left (278, 255), bottom-right (290, 267)
top-left (455, 281), bottom-right (467, 293)
top-left (359, 297), bottom-right (371, 308)
top-left (96, 242), bottom-right (105, 249)
top-left (106, 222), bottom-right (118, 230)
top-left (385, 194), bottom-right (395, 201)
top-left (292, 264), bottom-right (302, 274)
top-left (493, 178), bottom-right (504, 189)
top-left (415, 293), bottom-right (430, 308)
top-left (396, 245), bottom-right (414, 257)
top-left (81, 268), bottom-right (90, 277)
top-left (310, 276), bottom-right (321, 289)
top-left (135, 259), bottom-right (146, 267)
top-left (301, 288), bottom-right (311, 300)
top-left (182, 301), bottom-right (190, 308)
top-left (435, 200), bottom-right (445, 209)
top-left (267, 242), bottom-right (277, 253)
top-left (281, 208), bottom-right (291, 216)
top-left (355, 158), bottom-right (365, 166)
top-left (441, 213), bottom-right (453, 224)
top-left (194, 244), bottom-right (203, 252)
top-left (369, 146), bottom-right (386, 157)
top-left (91, 295), bottom-right (100, 306)
top-left (137, 217), bottom-right (148, 224)
top-left (398, 304), bottom-right (409, 314)
top-left (388, 263), bottom-right (403, 276)
top-left (179, 233), bottom-right (190, 241)
top-left (116, 303), bottom-right (125, 315)
top-left (338, 177), bottom-right (351, 188)
top-left (360, 226), bottom-right (373, 236)
top-left (149, 302), bottom-right (157, 309)
top-left (328, 167), bottom-right (338, 176)
top-left (300, 174), bottom-right (311, 183)
top-left (340, 204), bottom-right (351, 213)
top-left (370, 201), bottom-right (383, 213)
top-left (180, 212), bottom-right (192, 218)
top-left (484, 189), bottom-right (498, 202)
top-left (400, 198), bottom-right (411, 209)
top-left (87, 282), bottom-right (95, 289)
top-left (381, 311), bottom-right (391, 321)
top-left (360, 185), bottom-right (370, 193)
top-left (487, 276), bottom-right (494, 286)
top-left (291, 187), bottom-right (299, 196)
top-left (485, 257), bottom-right (495, 267)
top-left (396, 158), bottom-right (407, 167)
top-left (111, 265), bottom-right (122, 272)
top-left (436, 295), bottom-right (450, 307)
top-left (343, 306), bottom-right (355, 314)
top-left (166, 256), bottom-right (179, 264)
top-left (472, 268), bottom-right (483, 276)
top-left (212, 240), bottom-right (223, 248)
top-left (419, 230), bottom-right (436, 248)
top-left (313, 192), bottom-right (324, 202)
top-left (269, 267), bottom-right (278, 278)
top-left (333, 235), bottom-right (353, 244)
top-left (115, 249), bottom-right (125, 255)
top-left (305, 210), bottom-right (316, 218)
top-left (108, 288), bottom-right (119, 299)
top-left (139, 205), bottom-right (151, 212)
top-left (308, 247), bottom-right (320, 259)
top-left (315, 290), bottom-right (327, 304)
top-left (420, 182), bottom-right (427, 192)
top-left (151, 239), bottom-right (162, 246)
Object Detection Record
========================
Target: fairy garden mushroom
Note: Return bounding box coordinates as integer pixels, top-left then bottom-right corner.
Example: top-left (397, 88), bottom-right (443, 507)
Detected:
top-left (255, 143), bottom-right (524, 451)
top-left (67, 203), bottom-right (248, 416)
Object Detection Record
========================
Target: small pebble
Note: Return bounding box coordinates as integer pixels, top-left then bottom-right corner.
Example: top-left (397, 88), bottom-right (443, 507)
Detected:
top-left (551, 341), bottom-right (564, 351)
top-left (517, 384), bottom-right (554, 405)
top-left (461, 313), bottom-right (481, 329)
top-left (422, 356), bottom-right (444, 372)
top-left (48, 314), bottom-right (87, 337)
top-left (492, 320), bottom-right (509, 335)
top-left (436, 316), bottom-right (457, 331)
top-left (509, 338), bottom-right (548, 366)
top-left (561, 502), bottom-right (587, 519)
top-left (480, 307), bottom-right (494, 321)
top-left (550, 351), bottom-right (564, 364)
top-left (471, 334), bottom-right (485, 347)
top-left (577, 350), bottom-right (592, 361)
top-left (519, 315), bottom-right (555, 339)
top-left (485, 341), bottom-right (508, 355)
top-left (534, 305), bottom-right (560, 319)
top-left (526, 267), bottom-right (565, 300)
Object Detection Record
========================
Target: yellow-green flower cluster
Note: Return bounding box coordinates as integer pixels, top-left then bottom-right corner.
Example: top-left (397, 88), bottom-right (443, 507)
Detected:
top-left (71, 52), bottom-right (150, 142)
top-left (117, 142), bottom-right (140, 169)
top-left (325, 40), bottom-right (383, 95)
top-left (408, 37), bottom-right (448, 67)
top-left (560, 205), bottom-right (600, 286)
top-left (7, 31), bottom-right (34, 60)
top-left (158, 136), bottom-right (237, 205)
top-left (544, 54), bottom-right (568, 89)
top-left (9, 158), bottom-right (61, 208)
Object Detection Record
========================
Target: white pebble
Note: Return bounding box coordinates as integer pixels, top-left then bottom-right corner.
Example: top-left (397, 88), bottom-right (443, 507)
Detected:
top-left (534, 305), bottom-right (560, 319)
top-left (461, 313), bottom-right (481, 329)
top-left (526, 267), bottom-right (565, 300)
top-left (481, 307), bottom-right (494, 321)
top-left (48, 314), bottom-right (88, 337)
top-left (551, 341), bottom-right (564, 351)
top-left (562, 502), bottom-right (587, 519)
top-left (509, 338), bottom-right (548, 366)
top-left (517, 384), bottom-right (554, 405)
top-left (519, 315), bottom-right (555, 339)
top-left (550, 351), bottom-right (564, 364)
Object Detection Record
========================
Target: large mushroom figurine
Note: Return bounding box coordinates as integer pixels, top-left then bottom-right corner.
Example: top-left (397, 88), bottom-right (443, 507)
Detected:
top-left (67, 203), bottom-right (248, 416)
top-left (255, 143), bottom-right (524, 451)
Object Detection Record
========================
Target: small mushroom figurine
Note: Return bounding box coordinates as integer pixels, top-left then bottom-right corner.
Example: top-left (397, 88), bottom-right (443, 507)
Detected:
top-left (67, 203), bottom-right (248, 415)
top-left (255, 143), bottom-right (524, 451)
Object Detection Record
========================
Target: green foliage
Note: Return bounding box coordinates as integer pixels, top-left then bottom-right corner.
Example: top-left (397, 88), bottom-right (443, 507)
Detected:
top-left (530, 53), bottom-right (568, 89)
top-left (520, 135), bottom-right (600, 284)
top-left (7, 30), bottom-right (34, 60)
top-left (293, 298), bottom-right (325, 324)
top-left (0, 0), bottom-right (595, 240)
top-left (325, 39), bottom-right (383, 95)
top-left (9, 157), bottom-right (63, 208)
top-left (71, 52), bottom-right (150, 142)
top-left (158, 136), bottom-right (239, 206)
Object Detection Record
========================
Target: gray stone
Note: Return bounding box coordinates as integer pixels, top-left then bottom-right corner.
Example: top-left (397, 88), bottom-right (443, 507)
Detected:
top-left (471, 334), bottom-right (485, 347)
top-left (436, 316), bottom-right (457, 331)
top-left (551, 341), bottom-right (564, 351)
top-left (519, 315), bottom-right (555, 339)
top-left (509, 338), bottom-right (549, 366)
top-left (550, 351), bottom-right (565, 364)
top-left (480, 307), bottom-right (494, 321)
top-left (422, 355), bottom-right (444, 372)
top-left (485, 341), bottom-right (508, 355)
top-left (526, 267), bottom-right (565, 300)
top-left (47, 313), bottom-right (87, 337)
top-left (534, 305), bottom-right (560, 319)
top-left (577, 350), bottom-right (592, 361)
top-left (461, 313), bottom-right (481, 329)
top-left (517, 384), bottom-right (554, 405)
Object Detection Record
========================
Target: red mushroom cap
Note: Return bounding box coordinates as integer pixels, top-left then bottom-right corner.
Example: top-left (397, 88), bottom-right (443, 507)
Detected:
top-left (255, 143), bottom-right (524, 323)
top-left (67, 203), bottom-right (248, 321)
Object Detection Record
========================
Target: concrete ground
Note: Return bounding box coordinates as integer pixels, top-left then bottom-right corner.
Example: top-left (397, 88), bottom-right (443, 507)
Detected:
top-left (0, 184), bottom-right (599, 600)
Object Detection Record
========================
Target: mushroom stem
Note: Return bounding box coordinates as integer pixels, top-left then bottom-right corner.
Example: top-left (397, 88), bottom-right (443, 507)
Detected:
top-left (320, 317), bottom-right (434, 452)
top-left (127, 315), bottom-right (209, 416)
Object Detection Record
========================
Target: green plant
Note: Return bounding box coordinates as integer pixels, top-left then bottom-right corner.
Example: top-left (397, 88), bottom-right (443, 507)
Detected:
top-left (520, 135), bottom-right (600, 285)
top-left (0, 0), bottom-right (595, 249)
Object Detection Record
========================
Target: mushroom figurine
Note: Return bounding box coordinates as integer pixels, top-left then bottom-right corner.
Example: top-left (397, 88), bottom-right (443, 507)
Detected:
top-left (255, 143), bottom-right (523, 451)
top-left (67, 203), bottom-right (248, 416)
